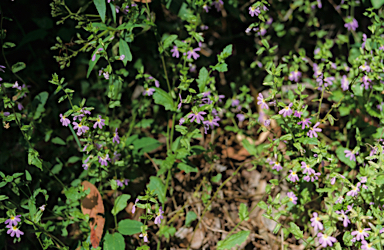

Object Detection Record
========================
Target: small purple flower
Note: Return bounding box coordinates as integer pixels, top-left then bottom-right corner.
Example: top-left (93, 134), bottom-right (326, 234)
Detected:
top-left (116, 179), bottom-right (123, 187)
top-left (301, 162), bottom-right (315, 175)
top-left (0, 65), bottom-right (5, 72)
top-left (288, 70), bottom-right (302, 82)
top-left (294, 111), bottom-right (302, 118)
top-left (73, 122), bottom-right (89, 136)
top-left (139, 232), bottom-right (148, 242)
top-left (269, 160), bottom-right (282, 171)
top-left (331, 177), bottom-right (336, 185)
top-left (92, 48), bottom-right (103, 61)
top-left (361, 241), bottom-right (375, 250)
top-left (351, 228), bottom-right (370, 241)
top-left (344, 17), bottom-right (358, 31)
top-left (344, 149), bottom-right (356, 161)
top-left (359, 62), bottom-right (371, 72)
top-left (171, 46), bottom-right (180, 58)
top-left (287, 192), bottom-right (297, 205)
top-left (264, 119), bottom-right (271, 126)
top-left (188, 111), bottom-right (206, 124)
top-left (324, 76), bottom-right (335, 87)
top-left (212, 0), bottom-right (223, 11)
top-left (203, 117), bottom-right (220, 129)
top-left (362, 34), bottom-right (367, 49)
top-left (231, 99), bottom-right (240, 107)
top-left (39, 205), bottom-right (46, 211)
top-left (335, 196), bottom-right (344, 204)
top-left (279, 103), bottom-right (293, 117)
top-left (249, 6), bottom-right (261, 17)
top-left (341, 75), bottom-right (349, 91)
top-left (5, 215), bottom-right (21, 226)
top-left (178, 94), bottom-right (182, 110)
top-left (179, 118), bottom-right (185, 125)
top-left (236, 114), bottom-right (245, 122)
top-left (98, 154), bottom-right (111, 166)
top-left (288, 170), bottom-right (299, 182)
top-left (307, 122), bottom-right (321, 138)
top-left (317, 233), bottom-right (337, 248)
top-left (143, 88), bottom-right (155, 96)
top-left (361, 75), bottom-right (372, 90)
top-left (346, 182), bottom-right (361, 197)
top-left (113, 128), bottom-right (120, 144)
top-left (303, 172), bottom-right (321, 182)
top-left (311, 212), bottom-right (323, 231)
top-left (119, 55), bottom-right (125, 61)
top-left (203, 4), bottom-right (210, 12)
top-left (93, 115), bottom-right (105, 129)
top-left (297, 118), bottom-right (312, 129)
top-left (132, 198), bottom-right (139, 214)
top-left (60, 114), bottom-right (70, 127)
top-left (186, 47), bottom-right (200, 60)
top-left (6, 224), bottom-right (24, 238)
top-left (12, 81), bottom-right (22, 90)
top-left (154, 206), bottom-right (164, 225)
top-left (335, 210), bottom-right (350, 227)
top-left (257, 93), bottom-right (269, 109)
top-left (256, 27), bottom-right (266, 36)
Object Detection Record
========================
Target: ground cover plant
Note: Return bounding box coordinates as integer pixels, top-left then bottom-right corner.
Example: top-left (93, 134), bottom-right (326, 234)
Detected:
top-left (1, 0), bottom-right (384, 249)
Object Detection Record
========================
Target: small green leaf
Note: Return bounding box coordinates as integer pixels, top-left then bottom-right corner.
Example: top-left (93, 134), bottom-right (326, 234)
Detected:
top-left (196, 67), bottom-right (209, 92)
top-left (152, 87), bottom-right (175, 111)
top-left (93, 0), bottom-right (106, 23)
top-left (185, 211), bottom-right (197, 226)
top-left (148, 176), bottom-right (166, 204)
top-left (211, 173), bottom-right (222, 183)
top-left (25, 170), bottom-right (32, 181)
top-left (119, 39), bottom-right (132, 66)
top-left (239, 203), bottom-right (249, 221)
top-left (289, 222), bottom-right (304, 239)
top-left (217, 230), bottom-right (250, 250)
top-left (103, 233), bottom-right (125, 250)
top-left (158, 225), bottom-right (176, 239)
top-left (371, 0), bottom-right (384, 9)
top-left (118, 219), bottom-right (143, 235)
top-left (52, 137), bottom-right (66, 145)
top-left (242, 139), bottom-right (256, 155)
top-left (177, 162), bottom-right (198, 173)
top-left (162, 34), bottom-right (178, 51)
top-left (12, 62), bottom-right (26, 73)
top-left (112, 194), bottom-right (131, 216)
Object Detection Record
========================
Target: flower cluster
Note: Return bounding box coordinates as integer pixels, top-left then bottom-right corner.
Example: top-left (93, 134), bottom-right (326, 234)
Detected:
top-left (5, 215), bottom-right (24, 238)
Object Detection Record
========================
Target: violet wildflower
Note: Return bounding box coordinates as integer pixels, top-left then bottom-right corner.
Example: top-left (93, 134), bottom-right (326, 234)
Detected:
top-left (73, 122), bottom-right (89, 136)
top-left (218, 94), bottom-right (225, 102)
top-left (335, 210), bottom-right (350, 227)
top-left (154, 206), bottom-right (164, 225)
top-left (257, 93), bottom-right (269, 109)
top-left (294, 111), bottom-right (302, 118)
top-left (269, 160), bottom-right (282, 172)
top-left (188, 111), bottom-right (206, 124)
top-left (82, 162), bottom-right (90, 170)
top-left (341, 75), bottom-right (349, 91)
top-left (119, 55), bottom-right (125, 61)
top-left (307, 122), bottom-right (321, 138)
top-left (303, 172), bottom-right (321, 182)
top-left (256, 27), bottom-right (266, 36)
top-left (287, 192), bottom-right (297, 205)
top-left (310, 212), bottom-right (323, 231)
top-left (279, 103), bottom-right (293, 117)
top-left (266, 17), bottom-right (273, 25)
top-left (301, 162), bottom-right (315, 175)
top-left (346, 182), bottom-right (361, 197)
top-left (203, 116), bottom-right (220, 129)
top-left (249, 6), bottom-right (261, 17)
top-left (132, 198), bottom-right (139, 214)
top-left (177, 93), bottom-right (182, 110)
top-left (179, 117), bottom-right (185, 125)
top-left (92, 48), bottom-right (103, 61)
top-left (359, 62), bottom-right (371, 72)
top-left (288, 170), bottom-right (299, 182)
top-left (39, 205), bottom-right (46, 211)
top-left (344, 149), bottom-right (356, 161)
top-left (324, 76), bottom-right (335, 87)
top-left (143, 87), bottom-right (155, 96)
top-left (361, 241), bottom-right (375, 250)
top-left (112, 151), bottom-right (121, 164)
top-left (0, 65), bottom-right (5, 72)
top-left (317, 233), bottom-right (337, 248)
top-left (314, 47), bottom-right (320, 55)
top-left (361, 75), bottom-right (371, 90)
top-left (112, 128), bottom-right (120, 144)
top-left (212, 0), bottom-right (223, 11)
top-left (5, 215), bottom-right (21, 226)
top-left (344, 17), bottom-right (358, 31)
top-left (6, 225), bottom-right (24, 238)
top-left (264, 119), bottom-right (271, 126)
top-left (12, 81), bottom-right (22, 90)
top-left (116, 179), bottom-right (128, 187)
top-left (362, 34), bottom-right (367, 49)
top-left (171, 46), bottom-right (180, 58)
top-left (203, 4), bottom-right (210, 12)
top-left (317, 0), bottom-right (322, 8)
top-left (331, 177), bottom-right (336, 185)
top-left (186, 47), bottom-right (200, 60)
top-left (59, 114), bottom-right (70, 127)
top-left (298, 118), bottom-right (312, 129)
top-left (351, 228), bottom-right (370, 241)
top-left (98, 154), bottom-right (111, 167)
top-left (93, 115), bottom-right (105, 129)
top-left (139, 232), bottom-right (148, 242)
top-left (335, 196), bottom-right (344, 204)
top-left (288, 70), bottom-right (302, 82)
top-left (235, 113), bottom-right (244, 122)
top-left (231, 99), bottom-right (240, 107)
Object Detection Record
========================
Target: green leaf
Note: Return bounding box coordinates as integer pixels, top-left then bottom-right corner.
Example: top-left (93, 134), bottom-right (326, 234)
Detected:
top-left (211, 63), bottom-right (228, 72)
top-left (177, 162), bottom-right (198, 173)
top-left (257, 201), bottom-right (268, 210)
top-left (336, 147), bottom-right (356, 169)
top-left (158, 225), bottom-right (176, 239)
top-left (118, 219), bottom-right (143, 235)
top-left (110, 2), bottom-right (116, 23)
top-left (28, 148), bottom-right (42, 170)
top-left (93, 0), bottom-right (106, 23)
top-left (371, 0), bottom-right (384, 8)
top-left (148, 176), bottom-right (166, 204)
top-left (242, 139), bottom-right (256, 155)
top-left (218, 44), bottom-right (233, 61)
top-left (239, 203), bottom-right (249, 221)
top-left (162, 34), bottom-right (178, 51)
top-left (25, 170), bottom-right (32, 181)
top-left (211, 173), bottom-right (222, 183)
top-left (132, 137), bottom-right (161, 155)
top-left (3, 42), bottom-right (16, 48)
top-left (196, 67), bottom-right (209, 92)
top-left (67, 156), bottom-right (80, 164)
top-left (112, 194), bottom-right (131, 216)
top-left (217, 230), bottom-right (250, 250)
top-left (289, 222), bottom-right (303, 239)
top-left (12, 62), bottom-right (26, 73)
top-left (52, 137), bottom-right (66, 145)
top-left (0, 195), bottom-right (9, 201)
top-left (185, 211), bottom-right (197, 226)
top-left (103, 233), bottom-right (125, 250)
top-left (153, 87), bottom-right (175, 111)
top-left (119, 39), bottom-right (132, 66)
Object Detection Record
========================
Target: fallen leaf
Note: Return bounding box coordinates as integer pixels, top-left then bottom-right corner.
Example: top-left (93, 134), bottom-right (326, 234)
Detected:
top-left (81, 181), bottom-right (105, 248)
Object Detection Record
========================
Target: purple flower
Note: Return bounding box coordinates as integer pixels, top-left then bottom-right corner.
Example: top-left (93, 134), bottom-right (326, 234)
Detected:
top-left (212, 0), bottom-right (223, 11)
top-left (186, 47), bottom-right (200, 60)
top-left (361, 241), bottom-right (375, 250)
top-left (132, 198), bottom-right (139, 214)
top-left (317, 233), bottom-right (337, 248)
top-left (331, 177), bottom-right (336, 185)
top-left (311, 212), bottom-right (323, 231)
top-left (344, 149), bottom-right (356, 161)
top-left (179, 118), bottom-right (185, 125)
top-left (231, 99), bottom-right (240, 107)
top-left (203, 116), bottom-right (220, 129)
top-left (143, 88), bottom-right (155, 96)
top-left (346, 182), bottom-right (361, 197)
top-left (359, 62), bottom-right (371, 72)
top-left (5, 215), bottom-right (21, 226)
top-left (264, 119), bottom-right (271, 126)
top-left (92, 48), bottom-right (103, 61)
top-left (298, 118), bottom-right (312, 129)
top-left (249, 6), bottom-right (261, 17)
top-left (116, 179), bottom-right (128, 187)
top-left (139, 232), bottom-right (148, 242)
top-left (269, 160), bottom-right (282, 171)
top-left (73, 122), bottom-right (89, 136)
top-left (59, 114), bottom-right (70, 127)
top-left (6, 224), bottom-right (24, 238)
top-left (307, 122), bottom-right (321, 138)
top-left (93, 115), bottom-right (105, 129)
top-left (236, 114), bottom-right (245, 122)
top-left (154, 206), bottom-right (164, 225)
top-left (171, 46), bottom-right (180, 58)
top-left (301, 162), bottom-right (315, 175)
top-left (288, 70), bottom-right (302, 82)
top-left (203, 4), bottom-right (210, 12)
top-left (177, 94), bottom-right (182, 110)
top-left (256, 27), bottom-right (266, 36)
top-left (98, 154), bottom-right (111, 166)
top-left (39, 205), bottom-right (46, 211)
top-left (288, 170), bottom-right (299, 182)
top-left (279, 103), bottom-right (293, 117)
top-left (361, 75), bottom-right (372, 90)
top-left (113, 128), bottom-right (120, 144)
top-left (188, 111), bottom-right (206, 124)
top-left (341, 75), bottom-right (349, 91)
top-left (335, 196), bottom-right (344, 204)
top-left (351, 228), bottom-right (370, 241)
top-left (303, 172), bottom-right (321, 182)
top-left (287, 192), bottom-right (297, 204)
top-left (0, 65), bottom-right (5, 72)
top-left (335, 210), bottom-right (350, 227)
top-left (324, 76), bottom-right (335, 87)
top-left (362, 34), bottom-right (367, 49)
top-left (317, 0), bottom-right (322, 8)
top-left (344, 17), bottom-right (358, 31)
top-left (257, 93), bottom-right (269, 109)
top-left (12, 81), bottom-right (22, 90)
top-left (294, 111), bottom-right (302, 118)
